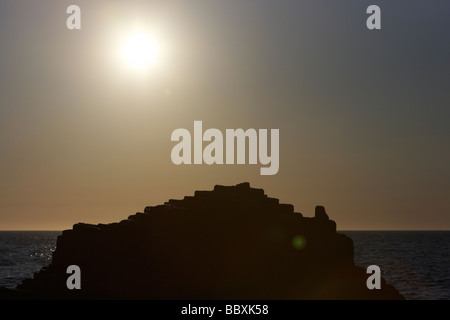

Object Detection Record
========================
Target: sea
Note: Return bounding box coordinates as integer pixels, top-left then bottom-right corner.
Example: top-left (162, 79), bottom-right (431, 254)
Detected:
top-left (0, 230), bottom-right (449, 300)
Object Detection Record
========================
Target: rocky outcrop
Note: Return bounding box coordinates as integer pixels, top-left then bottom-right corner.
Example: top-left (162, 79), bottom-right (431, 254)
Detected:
top-left (12, 183), bottom-right (403, 299)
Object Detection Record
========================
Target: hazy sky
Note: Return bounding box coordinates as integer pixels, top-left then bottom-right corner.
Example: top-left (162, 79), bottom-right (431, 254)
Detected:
top-left (1, 0), bottom-right (449, 230)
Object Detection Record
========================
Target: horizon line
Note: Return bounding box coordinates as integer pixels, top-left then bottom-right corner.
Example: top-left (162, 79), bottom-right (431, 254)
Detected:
top-left (1, 229), bottom-right (450, 232)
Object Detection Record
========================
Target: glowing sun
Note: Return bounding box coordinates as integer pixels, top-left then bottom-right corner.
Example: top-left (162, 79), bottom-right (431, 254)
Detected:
top-left (119, 28), bottom-right (160, 71)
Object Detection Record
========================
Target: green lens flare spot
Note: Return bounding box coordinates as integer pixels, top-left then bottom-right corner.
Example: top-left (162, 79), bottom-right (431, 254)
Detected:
top-left (292, 235), bottom-right (306, 250)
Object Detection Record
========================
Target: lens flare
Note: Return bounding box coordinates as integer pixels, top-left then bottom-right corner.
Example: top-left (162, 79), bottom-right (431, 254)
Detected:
top-left (292, 235), bottom-right (306, 250)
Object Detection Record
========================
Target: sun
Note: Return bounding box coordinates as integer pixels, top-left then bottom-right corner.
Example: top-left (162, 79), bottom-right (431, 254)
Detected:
top-left (119, 28), bottom-right (159, 71)
top-left (108, 21), bottom-right (169, 76)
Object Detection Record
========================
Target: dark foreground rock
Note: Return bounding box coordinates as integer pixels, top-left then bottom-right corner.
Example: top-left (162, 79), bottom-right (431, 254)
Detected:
top-left (5, 183), bottom-right (403, 299)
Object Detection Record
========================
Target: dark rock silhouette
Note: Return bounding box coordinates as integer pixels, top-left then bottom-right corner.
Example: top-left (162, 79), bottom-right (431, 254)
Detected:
top-left (6, 183), bottom-right (403, 299)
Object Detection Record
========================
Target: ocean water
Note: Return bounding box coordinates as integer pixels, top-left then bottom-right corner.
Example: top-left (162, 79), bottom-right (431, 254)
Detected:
top-left (0, 231), bottom-right (449, 299)
top-left (341, 231), bottom-right (450, 300)
top-left (0, 231), bottom-right (60, 289)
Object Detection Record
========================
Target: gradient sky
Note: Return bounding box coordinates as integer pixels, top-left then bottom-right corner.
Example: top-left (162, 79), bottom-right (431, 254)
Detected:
top-left (0, 0), bottom-right (449, 230)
